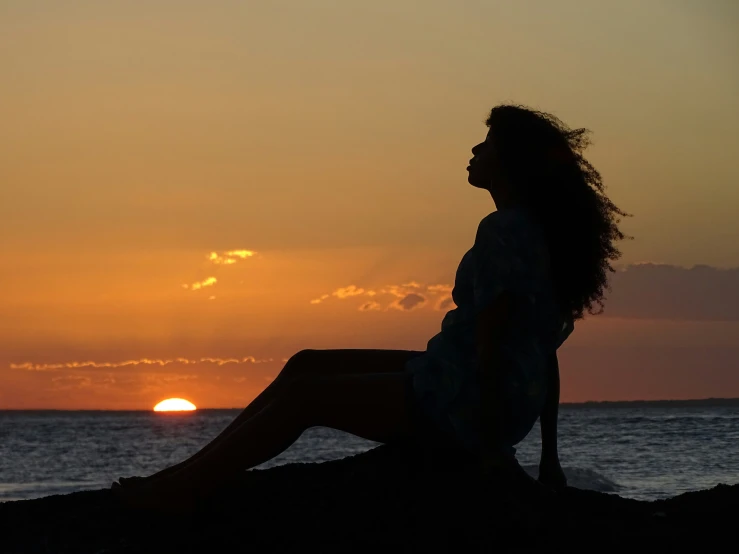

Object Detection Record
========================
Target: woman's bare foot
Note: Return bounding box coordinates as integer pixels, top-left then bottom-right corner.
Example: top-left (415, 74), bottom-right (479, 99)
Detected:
top-left (117, 459), bottom-right (194, 489)
top-left (117, 476), bottom-right (145, 488)
top-left (538, 457), bottom-right (568, 491)
top-left (480, 453), bottom-right (554, 500)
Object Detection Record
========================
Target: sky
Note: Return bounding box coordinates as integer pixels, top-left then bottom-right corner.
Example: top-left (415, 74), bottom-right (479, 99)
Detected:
top-left (1, 0), bottom-right (738, 409)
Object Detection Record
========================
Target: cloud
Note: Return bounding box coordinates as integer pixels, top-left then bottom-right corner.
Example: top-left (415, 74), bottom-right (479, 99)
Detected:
top-left (308, 264), bottom-right (739, 321)
top-left (391, 292), bottom-right (426, 311)
top-left (180, 249), bottom-right (256, 293)
top-left (605, 264), bottom-right (739, 321)
top-left (10, 356), bottom-right (276, 371)
top-left (426, 284), bottom-right (453, 311)
top-left (310, 293), bottom-right (330, 305)
top-left (183, 276), bottom-right (217, 291)
top-left (436, 296), bottom-right (455, 311)
top-left (139, 373), bottom-right (199, 391)
top-left (427, 284), bottom-right (453, 294)
top-left (44, 372), bottom-right (202, 394)
top-left (333, 285), bottom-right (367, 299)
top-left (47, 372), bottom-right (122, 391)
top-left (50, 375), bottom-right (93, 390)
top-left (208, 250), bottom-right (256, 265)
top-left (310, 282), bottom-right (453, 312)
top-left (310, 286), bottom-right (372, 304)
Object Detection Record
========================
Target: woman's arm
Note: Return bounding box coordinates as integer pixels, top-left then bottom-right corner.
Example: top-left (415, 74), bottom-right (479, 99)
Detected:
top-left (538, 352), bottom-right (567, 488)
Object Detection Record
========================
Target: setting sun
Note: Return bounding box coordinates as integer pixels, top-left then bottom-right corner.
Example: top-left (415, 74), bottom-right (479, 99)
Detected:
top-left (153, 398), bottom-right (197, 412)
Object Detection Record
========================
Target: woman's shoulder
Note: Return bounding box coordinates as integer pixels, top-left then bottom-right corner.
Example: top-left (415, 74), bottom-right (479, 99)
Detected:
top-left (480, 206), bottom-right (537, 227)
top-left (476, 208), bottom-right (536, 245)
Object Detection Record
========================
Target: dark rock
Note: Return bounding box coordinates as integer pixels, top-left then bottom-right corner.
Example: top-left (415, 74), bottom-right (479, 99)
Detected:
top-left (1, 445), bottom-right (736, 553)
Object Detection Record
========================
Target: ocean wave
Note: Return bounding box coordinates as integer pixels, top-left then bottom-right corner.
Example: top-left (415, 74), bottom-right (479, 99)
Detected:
top-left (0, 481), bottom-right (106, 502)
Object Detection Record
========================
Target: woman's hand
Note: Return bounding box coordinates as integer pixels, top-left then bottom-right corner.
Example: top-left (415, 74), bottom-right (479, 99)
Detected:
top-left (480, 451), bottom-right (555, 504)
top-left (480, 451), bottom-right (523, 478)
top-left (537, 456), bottom-right (567, 490)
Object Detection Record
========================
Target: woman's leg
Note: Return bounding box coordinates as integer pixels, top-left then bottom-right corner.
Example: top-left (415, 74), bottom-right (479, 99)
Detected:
top-left (123, 369), bottom-right (414, 511)
top-left (205, 349), bottom-right (422, 439)
top-left (120, 349), bottom-right (423, 485)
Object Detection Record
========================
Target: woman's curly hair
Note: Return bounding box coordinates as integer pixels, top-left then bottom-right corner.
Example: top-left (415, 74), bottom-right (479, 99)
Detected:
top-left (485, 104), bottom-right (630, 320)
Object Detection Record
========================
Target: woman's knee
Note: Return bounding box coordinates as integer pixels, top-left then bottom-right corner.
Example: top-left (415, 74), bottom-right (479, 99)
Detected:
top-left (280, 349), bottom-right (318, 377)
top-left (278, 374), bottom-right (320, 415)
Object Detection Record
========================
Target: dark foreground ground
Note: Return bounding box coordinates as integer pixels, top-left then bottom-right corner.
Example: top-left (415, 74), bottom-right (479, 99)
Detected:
top-left (2, 445), bottom-right (738, 553)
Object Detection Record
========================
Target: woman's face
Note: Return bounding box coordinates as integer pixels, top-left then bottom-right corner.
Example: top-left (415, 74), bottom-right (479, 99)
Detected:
top-left (467, 129), bottom-right (502, 191)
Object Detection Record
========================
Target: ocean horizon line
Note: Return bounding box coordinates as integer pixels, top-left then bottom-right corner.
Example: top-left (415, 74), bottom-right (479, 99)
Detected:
top-left (2, 397), bottom-right (739, 412)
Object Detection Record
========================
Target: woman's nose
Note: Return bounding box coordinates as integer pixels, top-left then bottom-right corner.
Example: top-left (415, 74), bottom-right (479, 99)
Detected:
top-left (471, 142), bottom-right (485, 156)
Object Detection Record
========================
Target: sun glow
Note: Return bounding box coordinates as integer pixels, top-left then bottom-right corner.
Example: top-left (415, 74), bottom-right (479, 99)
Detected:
top-left (153, 398), bottom-right (197, 412)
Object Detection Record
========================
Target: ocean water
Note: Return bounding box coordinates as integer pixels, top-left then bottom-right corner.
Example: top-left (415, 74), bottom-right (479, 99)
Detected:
top-left (1, 404), bottom-right (737, 503)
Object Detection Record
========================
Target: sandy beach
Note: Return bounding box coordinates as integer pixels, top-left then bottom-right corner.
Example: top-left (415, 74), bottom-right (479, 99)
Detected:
top-left (2, 444), bottom-right (736, 553)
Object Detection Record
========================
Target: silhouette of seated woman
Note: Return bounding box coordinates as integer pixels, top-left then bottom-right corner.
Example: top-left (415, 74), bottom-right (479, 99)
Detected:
top-left (114, 104), bottom-right (628, 513)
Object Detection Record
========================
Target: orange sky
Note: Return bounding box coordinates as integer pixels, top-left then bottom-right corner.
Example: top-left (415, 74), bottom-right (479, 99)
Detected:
top-left (1, 1), bottom-right (738, 409)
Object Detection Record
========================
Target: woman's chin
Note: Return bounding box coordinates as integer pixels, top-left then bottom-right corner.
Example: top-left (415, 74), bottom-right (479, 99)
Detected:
top-left (467, 176), bottom-right (487, 189)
